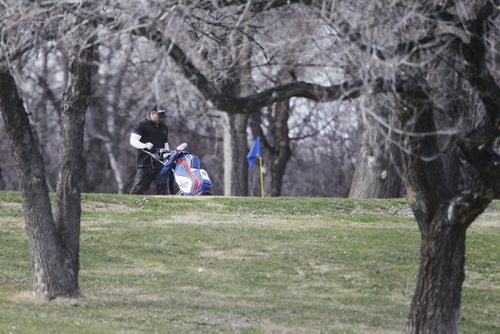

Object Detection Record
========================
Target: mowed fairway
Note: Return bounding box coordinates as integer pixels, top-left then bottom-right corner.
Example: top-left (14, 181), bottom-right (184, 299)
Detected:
top-left (0, 193), bottom-right (498, 333)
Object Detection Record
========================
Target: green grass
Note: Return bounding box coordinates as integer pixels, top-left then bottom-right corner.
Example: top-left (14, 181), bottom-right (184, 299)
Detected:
top-left (0, 192), bottom-right (498, 333)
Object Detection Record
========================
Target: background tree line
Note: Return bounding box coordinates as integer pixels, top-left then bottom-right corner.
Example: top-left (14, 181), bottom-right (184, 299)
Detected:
top-left (1, 1), bottom-right (499, 333)
top-left (0, 0), bottom-right (360, 198)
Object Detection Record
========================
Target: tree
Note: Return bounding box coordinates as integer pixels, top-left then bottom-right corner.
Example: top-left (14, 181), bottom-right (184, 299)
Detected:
top-left (1, 3), bottom-right (95, 298)
top-left (318, 1), bottom-right (500, 331)
top-left (399, 3), bottom-right (500, 331)
top-left (0, 48), bottom-right (92, 298)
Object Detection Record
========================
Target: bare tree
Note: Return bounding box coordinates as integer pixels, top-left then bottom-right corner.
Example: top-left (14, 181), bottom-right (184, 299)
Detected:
top-left (400, 3), bottom-right (500, 331)
top-left (315, 1), bottom-right (500, 331)
top-left (1, 2), bottom-right (96, 298)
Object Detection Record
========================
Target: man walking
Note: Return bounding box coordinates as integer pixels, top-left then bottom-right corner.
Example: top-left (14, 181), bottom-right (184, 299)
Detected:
top-left (129, 105), bottom-right (173, 195)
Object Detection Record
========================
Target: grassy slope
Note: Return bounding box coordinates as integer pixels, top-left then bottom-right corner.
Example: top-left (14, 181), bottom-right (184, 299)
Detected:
top-left (0, 192), bottom-right (498, 333)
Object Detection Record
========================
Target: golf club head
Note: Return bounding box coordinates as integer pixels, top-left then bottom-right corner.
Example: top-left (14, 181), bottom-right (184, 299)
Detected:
top-left (176, 143), bottom-right (188, 150)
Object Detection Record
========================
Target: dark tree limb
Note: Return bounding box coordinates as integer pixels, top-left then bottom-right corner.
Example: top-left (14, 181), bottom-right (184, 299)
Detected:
top-left (37, 76), bottom-right (62, 116)
top-left (452, 0), bottom-right (500, 200)
top-left (132, 23), bottom-right (387, 113)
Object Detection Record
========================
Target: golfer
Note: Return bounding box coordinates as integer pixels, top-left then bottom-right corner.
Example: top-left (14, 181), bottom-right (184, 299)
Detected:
top-left (129, 105), bottom-right (174, 195)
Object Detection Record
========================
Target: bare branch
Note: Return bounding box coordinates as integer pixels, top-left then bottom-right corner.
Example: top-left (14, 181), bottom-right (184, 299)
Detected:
top-left (37, 76), bottom-right (62, 115)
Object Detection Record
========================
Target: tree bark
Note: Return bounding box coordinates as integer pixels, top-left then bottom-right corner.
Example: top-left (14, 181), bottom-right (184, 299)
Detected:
top-left (349, 105), bottom-right (403, 198)
top-left (404, 188), bottom-right (491, 333)
top-left (400, 103), bottom-right (465, 332)
top-left (54, 41), bottom-right (93, 292)
top-left (268, 100), bottom-right (292, 197)
top-left (406, 210), bottom-right (466, 334)
top-left (349, 143), bottom-right (402, 198)
top-left (223, 112), bottom-right (250, 196)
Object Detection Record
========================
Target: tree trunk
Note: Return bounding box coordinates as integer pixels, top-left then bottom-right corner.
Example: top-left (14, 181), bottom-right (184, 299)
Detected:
top-left (405, 210), bottom-right (467, 333)
top-left (349, 138), bottom-right (402, 198)
top-left (268, 100), bottom-right (292, 196)
top-left (0, 60), bottom-right (80, 298)
top-left (221, 25), bottom-right (253, 196)
top-left (349, 100), bottom-right (403, 198)
top-left (55, 42), bottom-right (93, 293)
top-left (223, 112), bottom-right (250, 196)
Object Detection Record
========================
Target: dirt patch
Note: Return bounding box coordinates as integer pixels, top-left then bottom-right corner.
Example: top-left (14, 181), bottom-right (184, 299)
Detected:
top-left (463, 271), bottom-right (500, 291)
top-left (164, 215), bottom-right (214, 225)
top-left (11, 291), bottom-right (80, 306)
top-left (81, 201), bottom-right (138, 213)
top-left (200, 248), bottom-right (269, 260)
top-left (154, 215), bottom-right (274, 226)
top-left (0, 201), bottom-right (23, 211)
top-left (474, 211), bottom-right (500, 228)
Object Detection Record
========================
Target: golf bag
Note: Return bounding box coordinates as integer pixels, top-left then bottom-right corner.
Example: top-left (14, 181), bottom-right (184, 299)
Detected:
top-left (160, 149), bottom-right (213, 196)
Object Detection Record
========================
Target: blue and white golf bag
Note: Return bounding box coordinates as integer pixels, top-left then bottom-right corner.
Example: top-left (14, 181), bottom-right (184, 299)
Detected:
top-left (160, 150), bottom-right (213, 195)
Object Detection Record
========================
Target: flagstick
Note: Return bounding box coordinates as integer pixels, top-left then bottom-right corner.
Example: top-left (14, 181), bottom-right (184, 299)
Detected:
top-left (259, 156), bottom-right (264, 198)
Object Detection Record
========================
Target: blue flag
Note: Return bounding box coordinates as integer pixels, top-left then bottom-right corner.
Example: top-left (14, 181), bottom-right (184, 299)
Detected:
top-left (247, 136), bottom-right (261, 168)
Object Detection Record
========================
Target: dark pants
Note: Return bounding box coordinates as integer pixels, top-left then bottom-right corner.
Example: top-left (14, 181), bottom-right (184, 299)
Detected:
top-left (130, 165), bottom-right (174, 195)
